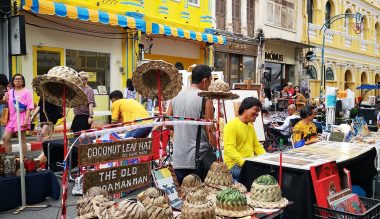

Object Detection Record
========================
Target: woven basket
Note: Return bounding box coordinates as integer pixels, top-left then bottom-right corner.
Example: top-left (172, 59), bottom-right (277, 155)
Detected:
top-left (132, 60), bottom-right (182, 101)
top-left (32, 66), bottom-right (88, 107)
top-left (249, 182), bottom-right (288, 209)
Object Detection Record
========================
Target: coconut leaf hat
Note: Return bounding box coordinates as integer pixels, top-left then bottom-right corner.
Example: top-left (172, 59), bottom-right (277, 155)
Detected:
top-left (198, 79), bottom-right (239, 100)
top-left (132, 60), bottom-right (182, 101)
top-left (215, 188), bottom-right (254, 218)
top-left (32, 66), bottom-right (88, 107)
top-left (249, 175), bottom-right (288, 209)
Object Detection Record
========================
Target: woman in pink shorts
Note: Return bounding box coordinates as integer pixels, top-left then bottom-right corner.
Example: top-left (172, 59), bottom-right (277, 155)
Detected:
top-left (2, 74), bottom-right (34, 155)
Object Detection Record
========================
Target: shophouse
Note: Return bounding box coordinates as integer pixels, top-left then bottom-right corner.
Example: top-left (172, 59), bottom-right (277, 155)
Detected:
top-left (302, 0), bottom-right (380, 98)
top-left (15, 0), bottom-right (225, 124)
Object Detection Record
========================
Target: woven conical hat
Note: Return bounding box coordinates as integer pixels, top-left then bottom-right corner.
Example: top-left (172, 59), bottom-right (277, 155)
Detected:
top-left (132, 60), bottom-right (182, 101)
top-left (198, 79), bottom-right (239, 100)
top-left (180, 188), bottom-right (215, 219)
top-left (32, 66), bottom-right (88, 107)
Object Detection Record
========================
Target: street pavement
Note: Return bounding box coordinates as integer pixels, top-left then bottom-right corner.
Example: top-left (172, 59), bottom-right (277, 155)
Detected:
top-left (0, 134), bottom-right (144, 219)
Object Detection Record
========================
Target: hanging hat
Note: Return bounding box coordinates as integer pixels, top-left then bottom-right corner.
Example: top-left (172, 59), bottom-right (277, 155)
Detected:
top-left (32, 66), bottom-right (88, 107)
top-left (180, 188), bottom-right (215, 219)
top-left (248, 175), bottom-right (288, 209)
top-left (132, 60), bottom-right (182, 101)
top-left (215, 188), bottom-right (253, 218)
top-left (198, 80), bottom-right (239, 100)
top-left (204, 162), bottom-right (233, 191)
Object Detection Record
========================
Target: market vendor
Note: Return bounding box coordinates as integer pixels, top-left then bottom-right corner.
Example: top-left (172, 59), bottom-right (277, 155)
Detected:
top-left (109, 90), bottom-right (152, 138)
top-left (292, 105), bottom-right (319, 147)
top-left (224, 97), bottom-right (266, 181)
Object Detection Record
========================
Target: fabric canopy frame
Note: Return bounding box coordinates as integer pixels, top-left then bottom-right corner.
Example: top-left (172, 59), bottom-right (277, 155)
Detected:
top-left (21, 0), bottom-right (226, 45)
top-left (22, 0), bottom-right (146, 31)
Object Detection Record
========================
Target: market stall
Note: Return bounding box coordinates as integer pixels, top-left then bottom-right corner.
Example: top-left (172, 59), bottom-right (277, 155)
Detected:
top-left (239, 141), bottom-right (377, 218)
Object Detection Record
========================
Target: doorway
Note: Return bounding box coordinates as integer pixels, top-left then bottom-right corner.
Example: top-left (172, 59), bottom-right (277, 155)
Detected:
top-left (33, 46), bottom-right (64, 101)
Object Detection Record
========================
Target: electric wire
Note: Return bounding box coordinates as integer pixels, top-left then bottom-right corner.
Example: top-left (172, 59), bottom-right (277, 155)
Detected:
top-left (26, 22), bottom-right (135, 40)
top-left (24, 11), bottom-right (128, 35)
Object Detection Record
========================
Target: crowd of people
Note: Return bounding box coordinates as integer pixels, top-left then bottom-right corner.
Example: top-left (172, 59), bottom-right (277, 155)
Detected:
top-left (0, 65), bottom-right (325, 185)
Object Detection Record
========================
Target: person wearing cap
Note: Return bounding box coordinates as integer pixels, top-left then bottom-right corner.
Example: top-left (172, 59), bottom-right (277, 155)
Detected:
top-left (70, 72), bottom-right (96, 133)
top-left (109, 90), bottom-right (152, 138)
top-left (224, 97), bottom-right (266, 181)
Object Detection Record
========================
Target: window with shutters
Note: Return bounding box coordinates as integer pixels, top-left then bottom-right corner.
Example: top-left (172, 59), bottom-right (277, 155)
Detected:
top-left (247, 0), bottom-right (255, 36)
top-left (232, 0), bottom-right (241, 34)
top-left (325, 67), bottom-right (334, 80)
top-left (266, 0), bottom-right (294, 30)
top-left (216, 0), bottom-right (226, 30)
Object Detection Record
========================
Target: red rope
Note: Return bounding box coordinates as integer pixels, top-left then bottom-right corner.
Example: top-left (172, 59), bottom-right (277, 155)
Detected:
top-left (61, 86), bottom-right (67, 219)
top-left (156, 71), bottom-right (163, 166)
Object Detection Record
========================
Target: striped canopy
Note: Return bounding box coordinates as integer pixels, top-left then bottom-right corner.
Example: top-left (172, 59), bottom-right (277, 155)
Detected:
top-left (22, 0), bottom-right (146, 31)
top-left (146, 22), bottom-right (226, 45)
top-left (21, 0), bottom-right (226, 45)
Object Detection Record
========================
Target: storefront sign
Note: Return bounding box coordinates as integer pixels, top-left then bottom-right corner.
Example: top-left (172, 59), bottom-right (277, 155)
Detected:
top-left (265, 51), bottom-right (284, 62)
top-left (78, 138), bottom-right (153, 166)
top-left (87, 72), bottom-right (97, 82)
top-left (83, 162), bottom-right (151, 194)
top-left (215, 40), bottom-right (258, 56)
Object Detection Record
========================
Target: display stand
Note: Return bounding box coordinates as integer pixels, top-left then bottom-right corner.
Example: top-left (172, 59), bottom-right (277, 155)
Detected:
top-left (13, 96), bottom-right (47, 214)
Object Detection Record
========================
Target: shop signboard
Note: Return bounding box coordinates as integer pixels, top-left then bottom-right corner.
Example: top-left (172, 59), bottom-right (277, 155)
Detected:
top-left (87, 72), bottom-right (97, 82)
top-left (78, 138), bottom-right (153, 166)
top-left (83, 162), bottom-right (151, 194)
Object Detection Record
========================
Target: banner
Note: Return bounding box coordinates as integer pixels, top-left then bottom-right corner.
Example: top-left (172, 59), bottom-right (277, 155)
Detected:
top-left (83, 162), bottom-right (151, 194)
top-left (78, 138), bottom-right (153, 166)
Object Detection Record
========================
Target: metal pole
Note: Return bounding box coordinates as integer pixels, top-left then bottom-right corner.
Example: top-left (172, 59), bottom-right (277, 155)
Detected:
top-left (320, 32), bottom-right (326, 99)
top-left (15, 96), bottom-right (26, 206)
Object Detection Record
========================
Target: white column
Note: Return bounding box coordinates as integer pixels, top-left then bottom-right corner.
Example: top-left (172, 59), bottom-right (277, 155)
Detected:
top-left (241, 0), bottom-right (248, 36)
top-left (225, 0), bottom-right (233, 32)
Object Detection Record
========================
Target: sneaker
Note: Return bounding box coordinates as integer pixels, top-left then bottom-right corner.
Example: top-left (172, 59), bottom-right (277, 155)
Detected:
top-left (72, 175), bottom-right (83, 196)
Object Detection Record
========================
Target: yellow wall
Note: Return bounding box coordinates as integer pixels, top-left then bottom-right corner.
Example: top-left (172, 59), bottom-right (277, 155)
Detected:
top-left (301, 0), bottom-right (380, 97)
top-left (144, 49), bottom-right (205, 70)
top-left (48, 0), bottom-right (212, 33)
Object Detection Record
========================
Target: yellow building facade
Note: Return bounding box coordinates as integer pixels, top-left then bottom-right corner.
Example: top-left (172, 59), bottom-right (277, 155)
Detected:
top-left (18, 0), bottom-right (223, 125)
top-left (301, 0), bottom-right (380, 98)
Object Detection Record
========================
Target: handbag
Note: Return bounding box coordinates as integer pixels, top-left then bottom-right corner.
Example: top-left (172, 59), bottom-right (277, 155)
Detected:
top-left (12, 89), bottom-right (27, 112)
top-left (195, 97), bottom-right (217, 181)
top-left (1, 105), bottom-right (9, 126)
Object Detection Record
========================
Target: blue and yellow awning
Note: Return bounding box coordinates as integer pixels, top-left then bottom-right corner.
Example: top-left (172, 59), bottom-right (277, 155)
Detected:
top-left (21, 0), bottom-right (146, 31)
top-left (146, 22), bottom-right (226, 45)
top-left (21, 0), bottom-right (226, 45)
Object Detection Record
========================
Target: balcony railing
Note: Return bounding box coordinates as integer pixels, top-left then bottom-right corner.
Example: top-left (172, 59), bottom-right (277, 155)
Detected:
top-left (375, 44), bottom-right (380, 55)
top-left (308, 23), bottom-right (319, 38)
top-left (325, 29), bottom-right (334, 43)
top-left (345, 35), bottom-right (353, 47)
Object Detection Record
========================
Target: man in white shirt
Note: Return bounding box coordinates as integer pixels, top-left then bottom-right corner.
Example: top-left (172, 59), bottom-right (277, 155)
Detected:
top-left (271, 104), bottom-right (299, 136)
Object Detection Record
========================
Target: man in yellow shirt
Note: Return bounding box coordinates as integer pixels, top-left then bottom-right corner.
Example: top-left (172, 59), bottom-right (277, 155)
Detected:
top-left (224, 97), bottom-right (266, 181)
top-left (109, 90), bottom-right (152, 138)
